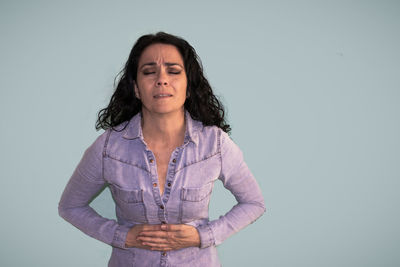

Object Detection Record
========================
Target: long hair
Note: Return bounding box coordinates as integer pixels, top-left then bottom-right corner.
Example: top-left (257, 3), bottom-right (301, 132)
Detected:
top-left (96, 32), bottom-right (231, 133)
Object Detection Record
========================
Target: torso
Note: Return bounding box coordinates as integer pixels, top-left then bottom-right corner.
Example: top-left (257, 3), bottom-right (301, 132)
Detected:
top-left (152, 147), bottom-right (175, 196)
top-left (141, 112), bottom-right (186, 196)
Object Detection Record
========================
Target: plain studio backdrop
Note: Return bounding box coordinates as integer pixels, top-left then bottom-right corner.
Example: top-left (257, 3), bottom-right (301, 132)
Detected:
top-left (1, 1), bottom-right (399, 266)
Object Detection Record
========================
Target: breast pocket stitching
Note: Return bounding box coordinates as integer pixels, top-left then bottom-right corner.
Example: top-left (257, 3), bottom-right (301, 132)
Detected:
top-left (181, 183), bottom-right (213, 202)
top-left (110, 185), bottom-right (147, 223)
top-left (111, 186), bottom-right (144, 203)
top-left (179, 182), bottom-right (213, 223)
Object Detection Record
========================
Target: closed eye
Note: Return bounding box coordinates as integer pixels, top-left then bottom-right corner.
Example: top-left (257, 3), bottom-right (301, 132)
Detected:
top-left (143, 71), bottom-right (155, 75)
top-left (169, 70), bottom-right (181, 75)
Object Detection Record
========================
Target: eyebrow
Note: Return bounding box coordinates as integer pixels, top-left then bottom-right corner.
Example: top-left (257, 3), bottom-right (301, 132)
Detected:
top-left (139, 62), bottom-right (184, 69)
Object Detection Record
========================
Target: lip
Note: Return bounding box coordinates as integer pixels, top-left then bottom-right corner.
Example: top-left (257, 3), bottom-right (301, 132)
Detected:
top-left (153, 93), bottom-right (173, 98)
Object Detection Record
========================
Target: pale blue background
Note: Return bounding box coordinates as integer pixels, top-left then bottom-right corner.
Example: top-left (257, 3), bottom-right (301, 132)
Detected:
top-left (1, 0), bottom-right (399, 266)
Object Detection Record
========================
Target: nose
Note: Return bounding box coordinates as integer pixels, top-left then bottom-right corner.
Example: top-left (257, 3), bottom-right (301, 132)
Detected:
top-left (156, 70), bottom-right (168, 87)
top-left (156, 81), bottom-right (168, 86)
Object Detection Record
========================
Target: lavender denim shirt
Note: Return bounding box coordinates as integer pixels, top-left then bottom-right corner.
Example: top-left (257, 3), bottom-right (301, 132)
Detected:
top-left (58, 110), bottom-right (266, 267)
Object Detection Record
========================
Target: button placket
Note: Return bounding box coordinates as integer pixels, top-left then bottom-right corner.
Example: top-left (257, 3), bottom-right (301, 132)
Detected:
top-left (162, 148), bottom-right (180, 204)
top-left (160, 252), bottom-right (167, 266)
top-left (147, 151), bottom-right (167, 222)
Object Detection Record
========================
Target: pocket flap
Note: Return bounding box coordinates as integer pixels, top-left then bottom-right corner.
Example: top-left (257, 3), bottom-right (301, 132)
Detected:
top-left (181, 182), bottom-right (213, 202)
top-left (110, 186), bottom-right (143, 203)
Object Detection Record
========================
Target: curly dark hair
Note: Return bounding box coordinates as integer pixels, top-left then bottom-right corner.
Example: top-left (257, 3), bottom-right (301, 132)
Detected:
top-left (96, 32), bottom-right (231, 133)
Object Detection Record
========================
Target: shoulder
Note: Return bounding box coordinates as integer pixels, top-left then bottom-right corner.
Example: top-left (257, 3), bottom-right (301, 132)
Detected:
top-left (106, 113), bottom-right (140, 142)
top-left (195, 124), bottom-right (234, 151)
top-left (86, 129), bottom-right (111, 155)
top-left (86, 119), bottom-right (130, 154)
top-left (199, 125), bottom-right (232, 143)
top-left (197, 124), bottom-right (221, 138)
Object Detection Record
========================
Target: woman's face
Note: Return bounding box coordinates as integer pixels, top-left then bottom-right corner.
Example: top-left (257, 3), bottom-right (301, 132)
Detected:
top-left (135, 43), bottom-right (187, 116)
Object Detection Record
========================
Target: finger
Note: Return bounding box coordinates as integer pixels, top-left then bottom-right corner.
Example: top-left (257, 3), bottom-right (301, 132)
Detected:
top-left (145, 242), bottom-right (173, 250)
top-left (139, 224), bottom-right (162, 231)
top-left (138, 236), bottom-right (168, 244)
top-left (150, 246), bottom-right (172, 251)
top-left (150, 247), bottom-right (172, 251)
top-left (138, 230), bottom-right (168, 238)
top-left (143, 241), bottom-right (170, 247)
top-left (163, 224), bottom-right (183, 232)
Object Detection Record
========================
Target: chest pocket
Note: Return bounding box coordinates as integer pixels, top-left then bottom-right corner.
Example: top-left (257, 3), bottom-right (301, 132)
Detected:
top-left (179, 182), bottom-right (213, 223)
top-left (110, 185), bottom-right (147, 223)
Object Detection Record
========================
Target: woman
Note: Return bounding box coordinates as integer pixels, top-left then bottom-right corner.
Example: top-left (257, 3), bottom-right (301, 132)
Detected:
top-left (58, 32), bottom-right (265, 267)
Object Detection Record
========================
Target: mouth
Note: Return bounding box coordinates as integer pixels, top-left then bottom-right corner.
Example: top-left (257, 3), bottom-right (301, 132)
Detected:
top-left (153, 94), bottom-right (173, 99)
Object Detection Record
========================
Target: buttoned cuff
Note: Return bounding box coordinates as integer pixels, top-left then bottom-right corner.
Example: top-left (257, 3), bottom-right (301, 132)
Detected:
top-left (196, 223), bottom-right (215, 249)
top-left (111, 225), bottom-right (131, 249)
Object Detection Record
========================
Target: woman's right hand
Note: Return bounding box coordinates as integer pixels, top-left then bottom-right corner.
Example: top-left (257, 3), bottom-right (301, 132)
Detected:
top-left (125, 224), bottom-right (163, 248)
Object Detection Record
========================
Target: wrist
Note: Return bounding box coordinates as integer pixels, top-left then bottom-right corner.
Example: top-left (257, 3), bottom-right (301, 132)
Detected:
top-left (192, 226), bottom-right (201, 247)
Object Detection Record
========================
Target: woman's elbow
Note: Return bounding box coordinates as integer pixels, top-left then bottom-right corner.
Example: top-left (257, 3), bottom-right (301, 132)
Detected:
top-left (58, 203), bottom-right (69, 221)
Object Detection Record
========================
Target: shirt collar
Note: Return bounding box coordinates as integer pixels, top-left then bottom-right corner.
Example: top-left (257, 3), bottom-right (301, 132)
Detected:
top-left (122, 110), bottom-right (202, 146)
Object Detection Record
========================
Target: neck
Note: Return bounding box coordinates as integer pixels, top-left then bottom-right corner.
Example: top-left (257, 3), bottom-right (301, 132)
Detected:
top-left (141, 109), bottom-right (186, 147)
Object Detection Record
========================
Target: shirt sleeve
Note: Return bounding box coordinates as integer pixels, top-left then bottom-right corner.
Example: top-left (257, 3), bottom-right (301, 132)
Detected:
top-left (196, 130), bottom-right (266, 248)
top-left (58, 131), bottom-right (131, 249)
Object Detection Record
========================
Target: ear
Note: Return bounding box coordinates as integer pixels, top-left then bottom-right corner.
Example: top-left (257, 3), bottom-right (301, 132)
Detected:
top-left (134, 82), bottom-right (141, 99)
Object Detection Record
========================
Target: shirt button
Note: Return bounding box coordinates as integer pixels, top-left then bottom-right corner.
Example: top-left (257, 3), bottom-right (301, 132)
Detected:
top-left (167, 182), bottom-right (171, 187)
top-left (172, 158), bottom-right (176, 163)
top-left (149, 159), bottom-right (154, 163)
top-left (153, 183), bottom-right (157, 187)
top-left (160, 205), bottom-right (164, 210)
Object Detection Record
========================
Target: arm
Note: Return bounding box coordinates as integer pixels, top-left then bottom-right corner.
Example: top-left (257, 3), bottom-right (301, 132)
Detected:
top-left (196, 130), bottom-right (266, 248)
top-left (58, 132), bottom-right (130, 249)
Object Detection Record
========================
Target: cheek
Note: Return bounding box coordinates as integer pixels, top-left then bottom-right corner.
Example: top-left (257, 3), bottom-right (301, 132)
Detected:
top-left (172, 77), bottom-right (187, 91)
top-left (137, 79), bottom-right (154, 94)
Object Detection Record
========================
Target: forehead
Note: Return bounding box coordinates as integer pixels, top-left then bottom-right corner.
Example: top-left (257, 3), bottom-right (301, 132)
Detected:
top-left (139, 43), bottom-right (184, 65)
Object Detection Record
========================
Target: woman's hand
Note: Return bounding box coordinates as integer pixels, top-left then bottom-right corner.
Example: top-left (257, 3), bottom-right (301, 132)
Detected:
top-left (125, 224), bottom-right (163, 249)
top-left (135, 224), bottom-right (201, 251)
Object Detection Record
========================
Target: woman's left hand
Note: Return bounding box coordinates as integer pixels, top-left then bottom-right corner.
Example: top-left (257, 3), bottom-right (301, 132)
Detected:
top-left (136, 224), bottom-right (201, 251)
